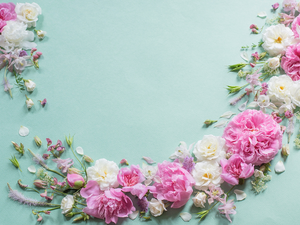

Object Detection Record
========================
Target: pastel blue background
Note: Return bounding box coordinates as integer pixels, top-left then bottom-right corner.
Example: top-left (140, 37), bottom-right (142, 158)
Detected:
top-left (0, 0), bottom-right (297, 224)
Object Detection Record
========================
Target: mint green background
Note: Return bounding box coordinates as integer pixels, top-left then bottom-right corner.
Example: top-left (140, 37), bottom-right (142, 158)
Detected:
top-left (0, 0), bottom-right (296, 224)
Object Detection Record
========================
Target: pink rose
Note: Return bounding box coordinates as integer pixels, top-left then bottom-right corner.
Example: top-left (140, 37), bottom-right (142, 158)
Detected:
top-left (281, 43), bottom-right (300, 81)
top-left (0, 3), bottom-right (17, 31)
top-left (292, 15), bottom-right (300, 38)
top-left (152, 161), bottom-right (195, 208)
top-left (67, 174), bottom-right (85, 189)
top-left (223, 110), bottom-right (282, 165)
top-left (81, 181), bottom-right (135, 224)
top-left (220, 154), bottom-right (254, 185)
top-left (117, 165), bottom-right (144, 187)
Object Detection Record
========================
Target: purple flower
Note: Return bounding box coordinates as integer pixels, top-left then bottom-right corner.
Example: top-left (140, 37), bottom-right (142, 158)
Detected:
top-left (137, 196), bottom-right (149, 212)
top-left (218, 194), bottom-right (236, 223)
top-left (52, 158), bottom-right (74, 173)
top-left (19, 50), bottom-right (28, 57)
top-left (46, 138), bottom-right (52, 146)
top-left (40, 98), bottom-right (47, 106)
top-left (42, 154), bottom-right (50, 160)
top-left (182, 156), bottom-right (195, 173)
top-left (272, 3), bottom-right (279, 10)
top-left (2, 77), bottom-right (13, 91)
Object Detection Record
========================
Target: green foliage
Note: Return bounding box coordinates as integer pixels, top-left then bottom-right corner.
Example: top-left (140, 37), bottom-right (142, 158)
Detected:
top-left (14, 72), bottom-right (25, 91)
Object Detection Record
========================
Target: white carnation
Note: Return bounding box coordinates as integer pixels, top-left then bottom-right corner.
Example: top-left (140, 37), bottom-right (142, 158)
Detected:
top-left (15, 2), bottom-right (42, 28)
top-left (193, 135), bottom-right (226, 163)
top-left (267, 75), bottom-right (293, 102)
top-left (262, 24), bottom-right (294, 56)
top-left (61, 195), bottom-right (74, 214)
top-left (86, 158), bottom-right (119, 190)
top-left (149, 198), bottom-right (167, 217)
top-left (192, 192), bottom-right (206, 208)
top-left (192, 161), bottom-right (223, 191)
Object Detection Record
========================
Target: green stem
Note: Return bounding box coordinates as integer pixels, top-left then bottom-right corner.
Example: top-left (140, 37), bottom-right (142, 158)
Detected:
top-left (51, 189), bottom-right (68, 196)
top-left (75, 200), bottom-right (87, 206)
top-left (47, 168), bottom-right (66, 178)
top-left (70, 145), bottom-right (87, 179)
top-left (36, 206), bottom-right (60, 213)
top-left (27, 187), bottom-right (40, 193)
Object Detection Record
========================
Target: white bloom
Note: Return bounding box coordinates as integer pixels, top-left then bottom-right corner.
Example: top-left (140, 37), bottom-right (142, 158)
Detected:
top-left (24, 80), bottom-right (36, 92)
top-left (61, 195), bottom-right (74, 214)
top-left (267, 75), bottom-right (293, 102)
top-left (169, 141), bottom-right (192, 163)
top-left (254, 169), bottom-right (264, 178)
top-left (86, 158), bottom-right (119, 190)
top-left (15, 2), bottom-right (42, 28)
top-left (192, 161), bottom-right (223, 191)
top-left (290, 81), bottom-right (300, 107)
top-left (278, 97), bottom-right (295, 114)
top-left (192, 192), bottom-right (206, 208)
top-left (141, 163), bottom-right (157, 186)
top-left (193, 135), bottom-right (226, 163)
top-left (149, 198), bottom-right (167, 217)
top-left (26, 98), bottom-right (34, 109)
top-left (266, 56), bottom-right (281, 70)
top-left (36, 30), bottom-right (47, 39)
top-left (0, 21), bottom-right (36, 51)
top-left (262, 24), bottom-right (294, 56)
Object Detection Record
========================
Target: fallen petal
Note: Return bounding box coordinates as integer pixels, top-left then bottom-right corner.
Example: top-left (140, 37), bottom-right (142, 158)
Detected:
top-left (241, 52), bottom-right (249, 62)
top-left (238, 99), bottom-right (248, 112)
top-left (234, 189), bottom-right (247, 201)
top-left (214, 120), bottom-right (228, 128)
top-left (19, 126), bottom-right (29, 137)
top-left (76, 146), bottom-right (84, 155)
top-left (28, 165), bottom-right (36, 173)
top-left (247, 101), bottom-right (258, 108)
top-left (275, 161), bottom-right (285, 173)
top-left (142, 156), bottom-right (156, 164)
top-left (220, 111), bottom-right (236, 119)
top-left (129, 210), bottom-right (139, 220)
top-left (257, 11), bottom-right (267, 18)
top-left (180, 212), bottom-right (192, 222)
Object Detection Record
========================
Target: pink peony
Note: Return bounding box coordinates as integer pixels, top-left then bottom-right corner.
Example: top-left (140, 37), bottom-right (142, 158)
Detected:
top-left (281, 43), bottom-right (300, 81)
top-left (117, 165), bottom-right (144, 187)
top-left (81, 180), bottom-right (135, 224)
top-left (67, 174), bottom-right (85, 189)
top-left (151, 161), bottom-right (195, 208)
top-left (220, 154), bottom-right (254, 185)
top-left (0, 3), bottom-right (17, 31)
top-left (223, 110), bottom-right (282, 165)
top-left (292, 15), bottom-right (300, 38)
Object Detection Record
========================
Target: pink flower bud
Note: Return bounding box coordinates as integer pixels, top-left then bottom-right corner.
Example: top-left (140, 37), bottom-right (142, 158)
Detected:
top-left (46, 138), bottom-right (52, 146)
top-left (37, 214), bottom-right (43, 222)
top-left (42, 153), bottom-right (50, 160)
top-left (68, 167), bottom-right (81, 174)
top-left (34, 180), bottom-right (47, 189)
top-left (67, 174), bottom-right (85, 189)
top-left (83, 155), bottom-right (94, 163)
top-left (272, 3), bottom-right (279, 10)
top-left (31, 48), bottom-right (37, 54)
top-left (251, 28), bottom-right (259, 34)
top-left (120, 158), bottom-right (129, 165)
top-left (249, 24), bottom-right (258, 29)
top-left (36, 52), bottom-right (42, 56)
top-left (250, 63), bottom-right (256, 68)
top-left (33, 54), bottom-right (39, 61)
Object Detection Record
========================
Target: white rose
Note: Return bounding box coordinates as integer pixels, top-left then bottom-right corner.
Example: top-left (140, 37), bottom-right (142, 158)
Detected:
top-left (290, 81), bottom-right (300, 107)
top-left (36, 30), bottom-right (47, 39)
top-left (0, 20), bottom-right (36, 51)
top-left (61, 195), bottom-right (74, 214)
top-left (24, 79), bottom-right (36, 92)
top-left (267, 56), bottom-right (280, 70)
top-left (192, 192), bottom-right (206, 208)
top-left (193, 135), bottom-right (226, 163)
top-left (267, 75), bottom-right (293, 102)
top-left (86, 158), bottom-right (119, 190)
top-left (26, 98), bottom-right (34, 109)
top-left (192, 161), bottom-right (223, 191)
top-left (15, 2), bottom-right (42, 28)
top-left (262, 24), bottom-right (294, 56)
top-left (149, 198), bottom-right (167, 217)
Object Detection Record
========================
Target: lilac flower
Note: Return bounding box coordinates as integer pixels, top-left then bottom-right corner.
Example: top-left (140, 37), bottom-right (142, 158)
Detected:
top-left (218, 194), bottom-right (236, 223)
top-left (229, 92), bottom-right (246, 106)
top-left (40, 98), bottom-right (47, 106)
top-left (19, 50), bottom-right (28, 57)
top-left (52, 158), bottom-right (74, 173)
top-left (2, 77), bottom-right (13, 98)
top-left (46, 138), bottom-right (52, 146)
top-left (28, 149), bottom-right (49, 169)
top-left (182, 156), bottom-right (195, 173)
top-left (205, 184), bottom-right (224, 204)
top-left (42, 154), bottom-right (50, 160)
top-left (137, 196), bottom-right (149, 213)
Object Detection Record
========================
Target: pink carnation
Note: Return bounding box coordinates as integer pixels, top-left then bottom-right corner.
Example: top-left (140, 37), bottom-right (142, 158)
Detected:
top-left (117, 165), bottom-right (144, 187)
top-left (151, 161), bottom-right (195, 208)
top-left (0, 3), bottom-right (17, 31)
top-left (292, 15), bottom-right (300, 38)
top-left (281, 43), bottom-right (300, 81)
top-left (81, 180), bottom-right (135, 224)
top-left (220, 154), bottom-right (254, 185)
top-left (223, 110), bottom-right (282, 165)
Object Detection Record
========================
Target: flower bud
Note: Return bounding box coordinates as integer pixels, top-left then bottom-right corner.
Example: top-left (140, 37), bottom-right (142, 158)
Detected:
top-left (272, 3), bottom-right (279, 10)
top-left (83, 155), bottom-right (94, 163)
top-left (37, 214), bottom-right (43, 222)
top-left (18, 179), bottom-right (28, 188)
top-left (68, 167), bottom-right (81, 174)
top-left (12, 141), bottom-right (20, 150)
top-left (249, 24), bottom-right (258, 29)
top-left (281, 144), bottom-right (290, 157)
top-left (251, 28), bottom-right (259, 34)
top-left (24, 79), bottom-right (36, 92)
top-left (65, 135), bottom-right (74, 147)
top-left (204, 120), bottom-right (217, 126)
top-left (33, 180), bottom-right (47, 189)
top-left (34, 136), bottom-right (42, 146)
top-left (36, 30), bottom-right (47, 39)
top-left (65, 212), bottom-right (75, 218)
top-left (73, 216), bottom-right (84, 222)
top-left (259, 165), bottom-right (265, 172)
top-left (67, 174), bottom-right (85, 189)
top-left (259, 52), bottom-right (267, 59)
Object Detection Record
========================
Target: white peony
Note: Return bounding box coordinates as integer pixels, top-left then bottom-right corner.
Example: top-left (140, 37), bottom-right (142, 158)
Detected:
top-left (266, 56), bottom-right (281, 70)
top-left (0, 20), bottom-right (36, 51)
top-left (24, 79), bottom-right (36, 92)
top-left (149, 198), bottom-right (167, 217)
top-left (290, 81), bottom-right (300, 107)
top-left (193, 135), bottom-right (226, 163)
top-left (26, 98), bottom-right (34, 109)
top-left (169, 141), bottom-right (192, 163)
top-left (192, 161), bottom-right (223, 191)
top-left (192, 192), bottom-right (206, 208)
top-left (86, 158), bottom-right (119, 190)
top-left (61, 195), bottom-right (74, 214)
top-left (267, 75), bottom-right (293, 102)
top-left (15, 2), bottom-right (42, 28)
top-left (262, 24), bottom-right (294, 56)
top-left (141, 163), bottom-right (157, 186)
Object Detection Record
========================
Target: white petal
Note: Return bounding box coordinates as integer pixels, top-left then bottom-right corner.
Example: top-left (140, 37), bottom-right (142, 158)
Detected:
top-left (238, 99), bottom-right (248, 111)
top-left (144, 179), bottom-right (152, 186)
top-left (234, 189), bottom-right (247, 201)
top-left (257, 12), bottom-right (267, 18)
top-left (275, 161), bottom-right (285, 173)
top-left (241, 52), bottom-right (249, 62)
top-left (28, 165), bottom-right (36, 173)
top-left (129, 210), bottom-right (139, 220)
top-left (180, 212), bottom-right (192, 222)
top-left (142, 156), bottom-right (156, 164)
top-left (76, 146), bottom-right (84, 155)
top-left (214, 120), bottom-right (228, 128)
top-left (247, 101), bottom-right (259, 108)
top-left (220, 111), bottom-right (236, 119)
top-left (19, 126), bottom-right (29, 136)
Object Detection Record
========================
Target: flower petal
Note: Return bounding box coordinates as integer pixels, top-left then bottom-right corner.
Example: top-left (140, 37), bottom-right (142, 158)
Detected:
top-left (129, 210), bottom-right (139, 220)
top-left (275, 161), bottom-right (285, 173)
top-left (257, 12), bottom-right (267, 18)
top-left (220, 111), bottom-right (236, 119)
top-left (180, 212), bottom-right (192, 222)
top-left (142, 156), bottom-right (156, 164)
top-left (247, 101), bottom-right (259, 108)
top-left (238, 99), bottom-right (248, 111)
top-left (241, 52), bottom-right (249, 62)
top-left (214, 120), bottom-right (228, 128)
top-left (19, 126), bottom-right (29, 136)
top-left (76, 146), bottom-right (84, 155)
top-left (234, 189), bottom-right (247, 201)
top-left (28, 165), bottom-right (36, 173)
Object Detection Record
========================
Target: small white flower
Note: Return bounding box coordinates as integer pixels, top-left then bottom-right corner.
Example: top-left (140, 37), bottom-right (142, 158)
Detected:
top-left (26, 98), bottom-right (34, 109)
top-left (262, 24), bottom-right (294, 56)
top-left (193, 135), bottom-right (226, 163)
top-left (149, 198), bottom-right (167, 217)
top-left (86, 158), bottom-right (119, 190)
top-left (141, 163), bottom-right (157, 186)
top-left (192, 161), bottom-right (223, 191)
top-left (169, 141), bottom-right (192, 163)
top-left (36, 30), bottom-right (47, 39)
top-left (15, 2), bottom-right (42, 28)
top-left (274, 161), bottom-right (285, 173)
top-left (267, 75), bottom-right (293, 102)
top-left (266, 56), bottom-right (281, 70)
top-left (24, 80), bottom-right (36, 92)
top-left (254, 169), bottom-right (264, 178)
top-left (61, 195), bottom-right (74, 214)
top-left (192, 192), bottom-right (206, 208)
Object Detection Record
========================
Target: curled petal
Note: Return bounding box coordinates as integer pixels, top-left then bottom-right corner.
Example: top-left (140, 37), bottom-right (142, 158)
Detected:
top-left (19, 126), bottom-right (29, 136)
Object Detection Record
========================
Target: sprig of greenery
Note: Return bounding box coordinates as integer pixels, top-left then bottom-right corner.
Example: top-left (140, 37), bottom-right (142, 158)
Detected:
top-left (9, 155), bottom-right (22, 171)
top-left (14, 72), bottom-right (25, 91)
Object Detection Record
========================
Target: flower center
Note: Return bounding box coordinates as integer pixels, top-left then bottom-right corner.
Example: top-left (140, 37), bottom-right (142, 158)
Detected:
top-left (274, 36), bottom-right (282, 43)
top-left (212, 190), bottom-right (219, 196)
top-left (279, 86), bottom-right (284, 91)
top-left (203, 173), bottom-right (212, 179)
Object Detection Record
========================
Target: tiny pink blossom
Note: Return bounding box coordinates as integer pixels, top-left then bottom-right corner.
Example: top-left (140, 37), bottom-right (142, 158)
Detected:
top-left (36, 52), bottom-right (42, 56)
top-left (53, 177), bottom-right (66, 187)
top-left (42, 154), bottom-right (50, 160)
top-left (249, 24), bottom-right (258, 29)
top-left (272, 112), bottom-right (283, 123)
top-left (31, 48), bottom-right (37, 54)
top-left (272, 3), bottom-right (279, 10)
top-left (218, 194), bottom-right (236, 223)
top-left (52, 158), bottom-right (74, 173)
top-left (205, 184), bottom-right (224, 205)
top-left (251, 52), bottom-right (259, 61)
top-left (285, 110), bottom-right (293, 118)
top-left (250, 63), bottom-right (256, 67)
top-left (44, 211), bottom-right (51, 215)
top-left (120, 158), bottom-right (129, 165)
top-left (40, 98), bottom-right (47, 107)
top-left (37, 214), bottom-right (43, 222)
top-left (251, 28), bottom-right (259, 34)
top-left (245, 88), bottom-right (252, 96)
top-left (46, 138), bottom-right (52, 146)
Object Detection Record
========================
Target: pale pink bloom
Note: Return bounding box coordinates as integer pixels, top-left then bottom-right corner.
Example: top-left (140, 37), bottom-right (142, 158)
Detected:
top-left (52, 158), bottom-right (74, 173)
top-left (282, 0), bottom-right (297, 12)
top-left (223, 110), bottom-right (282, 165)
top-left (292, 15), bottom-right (300, 38)
top-left (271, 112), bottom-right (282, 123)
top-left (40, 190), bottom-right (53, 201)
top-left (80, 180), bottom-right (135, 224)
top-left (122, 183), bottom-right (155, 199)
top-left (279, 13), bottom-right (295, 26)
top-left (204, 184), bottom-right (224, 204)
top-left (67, 174), bottom-right (85, 189)
top-left (0, 3), bottom-right (17, 31)
top-left (272, 3), bottom-right (279, 10)
top-left (53, 177), bottom-right (65, 187)
top-left (246, 70), bottom-right (261, 92)
top-left (120, 158), bottom-right (128, 165)
top-left (251, 52), bottom-right (259, 61)
top-left (152, 161), bottom-right (195, 208)
top-left (285, 110), bottom-right (294, 118)
top-left (117, 165), bottom-right (144, 187)
top-left (220, 154), bottom-right (254, 185)
top-left (218, 194), bottom-right (236, 223)
top-left (281, 43), bottom-right (300, 81)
